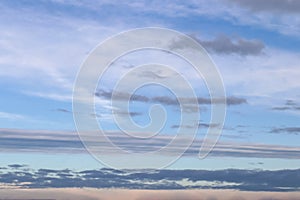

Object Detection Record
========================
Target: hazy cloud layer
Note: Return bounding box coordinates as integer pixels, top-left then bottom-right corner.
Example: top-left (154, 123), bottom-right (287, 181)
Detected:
top-left (0, 165), bottom-right (300, 192)
top-left (1, 128), bottom-right (300, 159)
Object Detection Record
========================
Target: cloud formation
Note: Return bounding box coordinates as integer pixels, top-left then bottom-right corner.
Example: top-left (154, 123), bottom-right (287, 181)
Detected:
top-left (95, 90), bottom-right (247, 106)
top-left (1, 165), bottom-right (300, 192)
top-left (1, 128), bottom-right (299, 159)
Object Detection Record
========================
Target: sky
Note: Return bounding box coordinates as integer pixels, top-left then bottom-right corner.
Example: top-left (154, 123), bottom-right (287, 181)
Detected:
top-left (0, 0), bottom-right (300, 187)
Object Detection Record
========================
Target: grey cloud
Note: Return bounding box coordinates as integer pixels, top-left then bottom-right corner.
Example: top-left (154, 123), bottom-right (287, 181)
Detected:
top-left (286, 100), bottom-right (297, 106)
top-left (55, 108), bottom-right (72, 113)
top-left (229, 0), bottom-right (300, 14)
top-left (8, 164), bottom-right (27, 168)
top-left (1, 128), bottom-right (300, 159)
top-left (95, 90), bottom-right (150, 102)
top-left (224, 96), bottom-right (247, 105)
top-left (0, 166), bottom-right (299, 192)
top-left (198, 123), bottom-right (220, 128)
top-left (171, 123), bottom-right (220, 129)
top-left (114, 110), bottom-right (143, 117)
top-left (169, 34), bottom-right (265, 56)
top-left (248, 162), bottom-right (264, 166)
top-left (96, 90), bottom-right (247, 106)
top-left (139, 70), bottom-right (176, 80)
top-left (270, 127), bottom-right (300, 135)
top-left (272, 100), bottom-right (300, 111)
top-left (152, 96), bottom-right (179, 105)
top-left (171, 124), bottom-right (196, 129)
top-left (199, 35), bottom-right (265, 56)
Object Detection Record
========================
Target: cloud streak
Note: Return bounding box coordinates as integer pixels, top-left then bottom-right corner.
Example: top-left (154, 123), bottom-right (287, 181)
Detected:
top-left (1, 128), bottom-right (299, 159)
top-left (198, 35), bottom-right (265, 56)
top-left (270, 127), bottom-right (300, 135)
top-left (95, 90), bottom-right (247, 106)
top-left (272, 100), bottom-right (300, 111)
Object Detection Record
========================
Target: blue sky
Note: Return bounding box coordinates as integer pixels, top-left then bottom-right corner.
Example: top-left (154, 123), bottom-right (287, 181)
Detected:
top-left (0, 0), bottom-right (300, 171)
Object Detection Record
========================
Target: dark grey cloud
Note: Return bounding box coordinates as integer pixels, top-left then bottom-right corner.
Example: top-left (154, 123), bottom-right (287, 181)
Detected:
top-left (248, 162), bottom-right (264, 166)
top-left (0, 166), bottom-right (299, 192)
top-left (270, 127), bottom-right (300, 135)
top-left (96, 90), bottom-right (247, 106)
top-left (198, 123), bottom-right (220, 128)
top-left (8, 164), bottom-right (27, 168)
top-left (229, 0), bottom-right (300, 14)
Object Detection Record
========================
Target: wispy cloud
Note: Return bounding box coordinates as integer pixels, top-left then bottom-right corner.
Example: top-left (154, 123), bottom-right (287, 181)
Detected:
top-left (272, 100), bottom-right (300, 111)
top-left (170, 34), bottom-right (265, 56)
top-left (1, 128), bottom-right (299, 159)
top-left (270, 127), bottom-right (300, 135)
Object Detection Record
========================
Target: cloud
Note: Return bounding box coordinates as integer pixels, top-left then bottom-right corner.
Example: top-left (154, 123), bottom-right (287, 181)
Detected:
top-left (7, 164), bottom-right (27, 168)
top-left (1, 128), bottom-right (300, 159)
top-left (55, 108), bottom-right (72, 113)
top-left (0, 166), bottom-right (300, 191)
top-left (95, 90), bottom-right (150, 102)
top-left (270, 127), bottom-right (300, 135)
top-left (113, 110), bottom-right (143, 117)
top-left (197, 35), bottom-right (265, 56)
top-left (272, 100), bottom-right (300, 111)
top-left (229, 0), bottom-right (300, 14)
top-left (95, 90), bottom-right (247, 106)
top-left (171, 123), bottom-right (220, 129)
